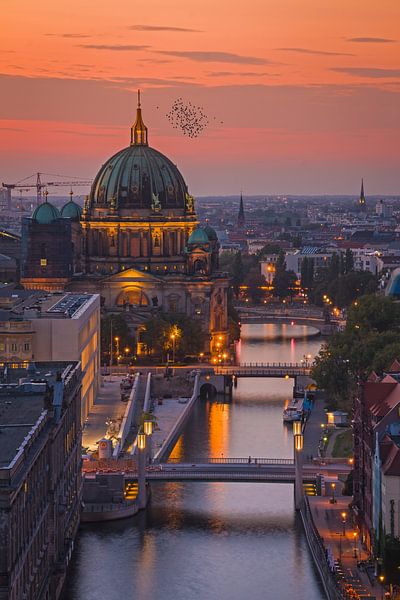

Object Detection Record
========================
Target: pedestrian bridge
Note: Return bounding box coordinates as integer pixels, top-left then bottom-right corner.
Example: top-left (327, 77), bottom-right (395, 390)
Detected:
top-left (238, 308), bottom-right (339, 335)
top-left (83, 457), bottom-right (350, 484)
top-left (213, 362), bottom-right (311, 378)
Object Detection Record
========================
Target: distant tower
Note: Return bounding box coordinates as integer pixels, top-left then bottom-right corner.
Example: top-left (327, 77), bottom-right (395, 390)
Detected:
top-left (358, 178), bottom-right (367, 211)
top-left (237, 193), bottom-right (245, 230)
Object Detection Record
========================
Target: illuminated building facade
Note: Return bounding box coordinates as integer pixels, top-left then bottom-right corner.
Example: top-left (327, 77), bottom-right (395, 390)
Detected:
top-left (21, 94), bottom-right (229, 355)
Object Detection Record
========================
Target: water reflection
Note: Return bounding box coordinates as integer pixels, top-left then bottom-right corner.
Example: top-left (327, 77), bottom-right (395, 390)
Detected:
top-left (65, 324), bottom-right (324, 600)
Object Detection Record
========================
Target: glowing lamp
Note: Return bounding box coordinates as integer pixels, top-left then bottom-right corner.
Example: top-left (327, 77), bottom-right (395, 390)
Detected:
top-left (293, 421), bottom-right (302, 436)
top-left (137, 433), bottom-right (146, 450)
top-left (294, 435), bottom-right (303, 451)
top-left (143, 420), bottom-right (153, 436)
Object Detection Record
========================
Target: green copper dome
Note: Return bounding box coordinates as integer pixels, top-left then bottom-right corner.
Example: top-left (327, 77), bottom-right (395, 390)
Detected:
top-left (188, 227), bottom-right (209, 245)
top-left (61, 200), bottom-right (83, 221)
top-left (203, 224), bottom-right (218, 241)
top-left (32, 201), bottom-right (61, 224)
top-left (88, 96), bottom-right (190, 213)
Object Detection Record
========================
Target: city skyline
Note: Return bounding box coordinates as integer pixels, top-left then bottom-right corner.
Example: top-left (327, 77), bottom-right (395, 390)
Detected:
top-left (1, 0), bottom-right (400, 194)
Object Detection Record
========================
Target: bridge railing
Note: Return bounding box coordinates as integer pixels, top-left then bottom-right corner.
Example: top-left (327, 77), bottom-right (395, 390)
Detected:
top-left (166, 457), bottom-right (295, 465)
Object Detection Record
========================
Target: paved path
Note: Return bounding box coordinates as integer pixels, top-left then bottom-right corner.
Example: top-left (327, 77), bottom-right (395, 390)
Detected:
top-left (303, 395), bottom-right (327, 460)
top-left (82, 377), bottom-right (125, 452)
top-left (309, 495), bottom-right (382, 598)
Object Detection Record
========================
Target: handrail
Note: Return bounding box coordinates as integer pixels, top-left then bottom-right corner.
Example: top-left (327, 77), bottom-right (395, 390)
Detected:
top-left (166, 457), bottom-right (295, 465)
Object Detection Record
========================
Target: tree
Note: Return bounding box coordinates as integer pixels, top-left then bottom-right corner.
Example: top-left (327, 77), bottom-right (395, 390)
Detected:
top-left (141, 313), bottom-right (208, 359)
top-left (301, 257), bottom-right (314, 290)
top-left (328, 252), bottom-right (340, 280)
top-left (346, 294), bottom-right (400, 333)
top-left (232, 251), bottom-right (245, 297)
top-left (101, 313), bottom-right (136, 363)
top-left (312, 295), bottom-right (400, 409)
top-left (258, 243), bottom-right (281, 259)
top-left (244, 268), bottom-right (266, 303)
top-left (272, 251), bottom-right (297, 298)
top-left (345, 248), bottom-right (354, 273)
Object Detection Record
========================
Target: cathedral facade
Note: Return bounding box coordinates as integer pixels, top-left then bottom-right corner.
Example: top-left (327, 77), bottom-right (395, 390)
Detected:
top-left (21, 96), bottom-right (229, 357)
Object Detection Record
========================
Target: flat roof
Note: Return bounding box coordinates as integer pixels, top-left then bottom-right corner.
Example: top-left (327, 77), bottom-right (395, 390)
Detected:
top-left (0, 290), bottom-right (98, 319)
top-left (0, 361), bottom-right (78, 469)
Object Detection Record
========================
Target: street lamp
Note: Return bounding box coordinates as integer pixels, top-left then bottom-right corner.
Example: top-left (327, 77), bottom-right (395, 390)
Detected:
top-left (137, 433), bottom-right (146, 450)
top-left (114, 336), bottom-right (120, 363)
top-left (341, 511), bottom-right (347, 535)
top-left (353, 531), bottom-right (358, 558)
top-left (330, 482), bottom-right (337, 504)
top-left (379, 575), bottom-right (385, 600)
top-left (170, 332), bottom-right (177, 363)
top-left (143, 420), bottom-right (153, 436)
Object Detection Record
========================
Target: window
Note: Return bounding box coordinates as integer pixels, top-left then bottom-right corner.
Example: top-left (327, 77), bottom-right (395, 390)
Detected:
top-left (11, 343), bottom-right (18, 352)
top-left (24, 343), bottom-right (30, 352)
top-left (40, 259), bottom-right (47, 267)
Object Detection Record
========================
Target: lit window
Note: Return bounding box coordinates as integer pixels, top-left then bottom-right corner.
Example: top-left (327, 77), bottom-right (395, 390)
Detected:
top-left (40, 259), bottom-right (47, 267)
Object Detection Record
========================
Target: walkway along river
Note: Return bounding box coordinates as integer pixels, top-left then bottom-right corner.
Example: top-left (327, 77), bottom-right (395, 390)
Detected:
top-left (64, 323), bottom-right (326, 600)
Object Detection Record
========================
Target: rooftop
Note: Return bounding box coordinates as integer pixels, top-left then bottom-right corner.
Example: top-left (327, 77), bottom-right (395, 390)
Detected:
top-left (0, 361), bottom-right (77, 469)
top-left (0, 288), bottom-right (98, 319)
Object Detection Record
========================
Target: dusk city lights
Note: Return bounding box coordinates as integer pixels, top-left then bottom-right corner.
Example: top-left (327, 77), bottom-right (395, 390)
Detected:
top-left (1, 2), bottom-right (400, 599)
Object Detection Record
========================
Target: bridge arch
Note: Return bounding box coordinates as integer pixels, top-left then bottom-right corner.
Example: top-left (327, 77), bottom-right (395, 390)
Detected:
top-left (200, 382), bottom-right (217, 399)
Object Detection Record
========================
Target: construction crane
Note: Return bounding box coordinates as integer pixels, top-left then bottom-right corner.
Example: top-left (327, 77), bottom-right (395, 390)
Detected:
top-left (2, 172), bottom-right (93, 209)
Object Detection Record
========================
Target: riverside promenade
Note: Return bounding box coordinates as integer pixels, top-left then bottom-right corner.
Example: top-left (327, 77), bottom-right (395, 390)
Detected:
top-left (82, 376), bottom-right (126, 452)
top-left (303, 401), bottom-right (382, 600)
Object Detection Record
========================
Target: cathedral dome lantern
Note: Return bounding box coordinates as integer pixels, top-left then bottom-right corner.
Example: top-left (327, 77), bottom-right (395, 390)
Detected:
top-left (87, 91), bottom-right (192, 216)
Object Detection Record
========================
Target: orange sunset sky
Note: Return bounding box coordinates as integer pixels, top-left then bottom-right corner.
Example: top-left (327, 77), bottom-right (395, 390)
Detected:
top-left (1, 0), bottom-right (399, 195)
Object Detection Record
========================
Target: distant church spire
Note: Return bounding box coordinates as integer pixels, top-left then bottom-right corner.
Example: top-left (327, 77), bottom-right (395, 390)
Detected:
top-left (130, 89), bottom-right (148, 146)
top-left (237, 192), bottom-right (245, 229)
top-left (358, 178), bottom-right (366, 211)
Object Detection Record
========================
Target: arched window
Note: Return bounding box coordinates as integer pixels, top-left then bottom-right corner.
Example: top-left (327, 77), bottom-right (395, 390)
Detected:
top-left (116, 288), bottom-right (149, 307)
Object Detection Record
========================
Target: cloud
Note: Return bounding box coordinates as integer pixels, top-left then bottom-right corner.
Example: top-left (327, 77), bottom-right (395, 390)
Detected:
top-left (54, 129), bottom-right (117, 137)
top-left (46, 33), bottom-right (91, 39)
top-left (331, 67), bottom-right (400, 78)
top-left (0, 126), bottom-right (26, 132)
top-left (156, 50), bottom-right (269, 65)
top-left (110, 75), bottom-right (200, 87)
top-left (277, 47), bottom-right (353, 56)
top-left (79, 44), bottom-right (149, 51)
top-left (346, 37), bottom-right (396, 44)
top-left (128, 24), bottom-right (202, 33)
top-left (207, 71), bottom-right (269, 77)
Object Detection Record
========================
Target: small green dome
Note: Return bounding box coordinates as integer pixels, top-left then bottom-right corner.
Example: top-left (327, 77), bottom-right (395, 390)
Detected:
top-left (32, 201), bottom-right (61, 224)
top-left (203, 224), bottom-right (218, 241)
top-left (188, 227), bottom-right (209, 245)
top-left (61, 200), bottom-right (83, 221)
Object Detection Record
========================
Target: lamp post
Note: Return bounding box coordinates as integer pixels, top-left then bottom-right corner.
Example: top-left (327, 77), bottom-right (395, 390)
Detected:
top-left (143, 419), bottom-right (153, 464)
top-left (137, 432), bottom-right (147, 509)
top-left (170, 333), bottom-right (176, 364)
top-left (341, 511), bottom-right (347, 536)
top-left (293, 421), bottom-right (304, 510)
top-left (353, 531), bottom-right (358, 558)
top-left (379, 575), bottom-right (385, 600)
top-left (330, 482), bottom-right (337, 504)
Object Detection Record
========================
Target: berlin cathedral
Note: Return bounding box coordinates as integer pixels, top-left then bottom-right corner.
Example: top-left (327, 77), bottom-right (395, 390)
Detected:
top-left (21, 94), bottom-right (229, 356)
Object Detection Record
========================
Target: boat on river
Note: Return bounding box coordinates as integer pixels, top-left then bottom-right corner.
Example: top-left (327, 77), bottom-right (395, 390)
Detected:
top-left (283, 398), bottom-right (303, 422)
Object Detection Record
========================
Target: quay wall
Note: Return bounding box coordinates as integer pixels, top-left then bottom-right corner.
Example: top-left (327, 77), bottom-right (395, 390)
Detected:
top-left (299, 497), bottom-right (345, 600)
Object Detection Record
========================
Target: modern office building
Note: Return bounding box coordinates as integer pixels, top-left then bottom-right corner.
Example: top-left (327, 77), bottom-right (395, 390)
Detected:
top-left (0, 289), bottom-right (100, 420)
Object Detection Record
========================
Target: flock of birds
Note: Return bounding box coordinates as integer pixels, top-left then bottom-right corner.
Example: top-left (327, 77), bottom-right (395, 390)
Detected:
top-left (164, 97), bottom-right (223, 138)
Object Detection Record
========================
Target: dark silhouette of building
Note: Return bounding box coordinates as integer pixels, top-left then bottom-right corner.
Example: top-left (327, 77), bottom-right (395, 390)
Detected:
top-left (237, 192), bottom-right (245, 230)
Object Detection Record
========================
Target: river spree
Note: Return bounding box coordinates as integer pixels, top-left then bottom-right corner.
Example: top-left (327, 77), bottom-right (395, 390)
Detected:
top-left (65, 324), bottom-right (324, 600)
